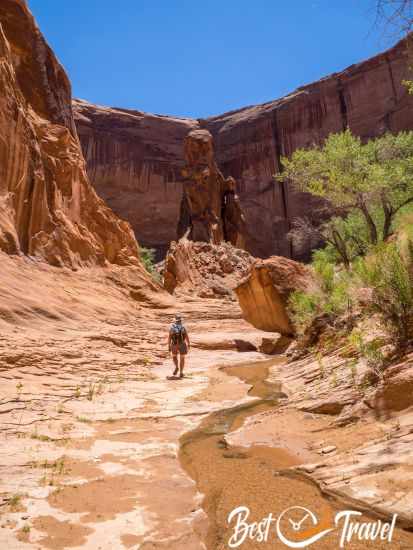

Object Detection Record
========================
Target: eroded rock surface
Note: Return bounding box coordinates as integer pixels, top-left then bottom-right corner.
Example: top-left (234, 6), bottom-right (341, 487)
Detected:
top-left (235, 256), bottom-right (310, 335)
top-left (227, 342), bottom-right (413, 531)
top-left (0, 0), bottom-right (140, 268)
top-left (74, 38), bottom-right (413, 260)
top-left (0, 247), bottom-right (274, 550)
top-left (163, 238), bottom-right (253, 298)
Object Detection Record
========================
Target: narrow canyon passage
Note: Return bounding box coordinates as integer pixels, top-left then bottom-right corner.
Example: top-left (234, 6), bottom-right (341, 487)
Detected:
top-left (2, 2), bottom-right (413, 550)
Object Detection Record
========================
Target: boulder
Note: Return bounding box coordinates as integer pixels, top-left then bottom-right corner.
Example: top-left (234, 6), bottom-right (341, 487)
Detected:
top-left (163, 238), bottom-right (253, 297)
top-left (259, 335), bottom-right (292, 355)
top-left (374, 357), bottom-right (413, 412)
top-left (234, 257), bottom-right (310, 335)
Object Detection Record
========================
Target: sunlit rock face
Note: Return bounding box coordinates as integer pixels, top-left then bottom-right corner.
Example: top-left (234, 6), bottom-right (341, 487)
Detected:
top-left (74, 38), bottom-right (413, 261)
top-left (0, 0), bottom-right (141, 268)
top-left (234, 257), bottom-right (311, 335)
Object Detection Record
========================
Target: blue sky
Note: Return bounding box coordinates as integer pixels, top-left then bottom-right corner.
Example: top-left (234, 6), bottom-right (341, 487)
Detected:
top-left (29, 1), bottom-right (397, 118)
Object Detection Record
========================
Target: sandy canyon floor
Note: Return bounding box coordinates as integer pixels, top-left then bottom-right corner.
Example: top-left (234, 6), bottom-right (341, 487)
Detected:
top-left (0, 255), bottom-right (413, 550)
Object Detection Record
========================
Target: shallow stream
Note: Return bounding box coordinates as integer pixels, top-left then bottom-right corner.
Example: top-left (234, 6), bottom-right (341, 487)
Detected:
top-left (178, 358), bottom-right (410, 550)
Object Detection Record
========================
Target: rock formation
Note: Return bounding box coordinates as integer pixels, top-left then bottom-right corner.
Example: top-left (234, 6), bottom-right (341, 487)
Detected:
top-left (74, 37), bottom-right (413, 261)
top-left (0, 0), bottom-right (140, 268)
top-left (178, 129), bottom-right (246, 249)
top-left (234, 257), bottom-right (310, 335)
top-left (163, 238), bottom-right (253, 297)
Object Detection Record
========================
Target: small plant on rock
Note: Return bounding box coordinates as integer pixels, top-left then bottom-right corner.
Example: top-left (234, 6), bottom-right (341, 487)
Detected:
top-left (349, 329), bottom-right (386, 380)
top-left (316, 352), bottom-right (325, 379)
top-left (8, 494), bottom-right (22, 510)
top-left (87, 382), bottom-right (96, 401)
top-left (16, 382), bottom-right (23, 400)
top-left (347, 359), bottom-right (358, 385)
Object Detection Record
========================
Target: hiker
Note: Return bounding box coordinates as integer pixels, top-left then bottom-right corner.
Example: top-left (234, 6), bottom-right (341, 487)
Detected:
top-left (168, 314), bottom-right (190, 378)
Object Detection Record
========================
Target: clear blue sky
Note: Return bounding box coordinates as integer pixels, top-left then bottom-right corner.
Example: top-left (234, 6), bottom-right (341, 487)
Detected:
top-left (28, 1), bottom-right (396, 118)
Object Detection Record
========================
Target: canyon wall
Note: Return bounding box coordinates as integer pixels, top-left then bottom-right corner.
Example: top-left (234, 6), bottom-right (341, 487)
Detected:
top-left (74, 38), bottom-right (413, 261)
top-left (74, 99), bottom-right (198, 259)
top-left (0, 0), bottom-right (140, 268)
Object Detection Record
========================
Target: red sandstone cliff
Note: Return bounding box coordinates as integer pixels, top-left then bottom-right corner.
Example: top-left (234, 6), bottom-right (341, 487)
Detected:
top-left (0, 0), bottom-right (140, 268)
top-left (74, 39), bottom-right (413, 261)
top-left (74, 99), bottom-right (198, 259)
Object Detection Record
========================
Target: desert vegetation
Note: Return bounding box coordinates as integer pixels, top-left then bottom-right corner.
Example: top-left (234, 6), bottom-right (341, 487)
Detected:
top-left (280, 130), bottom-right (413, 356)
top-left (139, 246), bottom-right (161, 282)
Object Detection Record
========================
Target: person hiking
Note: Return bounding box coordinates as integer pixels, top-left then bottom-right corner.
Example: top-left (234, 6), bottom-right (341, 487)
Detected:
top-left (168, 314), bottom-right (190, 378)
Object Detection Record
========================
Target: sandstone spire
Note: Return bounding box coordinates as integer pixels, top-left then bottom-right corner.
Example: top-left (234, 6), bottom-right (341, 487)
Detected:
top-left (179, 129), bottom-right (246, 249)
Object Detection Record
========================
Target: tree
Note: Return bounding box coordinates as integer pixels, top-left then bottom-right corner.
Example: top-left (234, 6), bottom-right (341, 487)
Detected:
top-left (279, 130), bottom-right (413, 264)
top-left (140, 246), bottom-right (160, 281)
top-left (288, 211), bottom-right (374, 269)
top-left (375, 1), bottom-right (413, 92)
top-left (375, 0), bottom-right (413, 38)
top-left (369, 132), bottom-right (413, 237)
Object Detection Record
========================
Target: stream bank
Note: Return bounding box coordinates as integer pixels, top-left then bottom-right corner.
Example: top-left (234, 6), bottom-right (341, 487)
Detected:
top-left (179, 358), bottom-right (413, 550)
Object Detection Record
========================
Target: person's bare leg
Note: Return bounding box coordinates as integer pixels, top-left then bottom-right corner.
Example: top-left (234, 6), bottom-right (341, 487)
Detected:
top-left (179, 355), bottom-right (185, 378)
top-left (172, 354), bottom-right (179, 376)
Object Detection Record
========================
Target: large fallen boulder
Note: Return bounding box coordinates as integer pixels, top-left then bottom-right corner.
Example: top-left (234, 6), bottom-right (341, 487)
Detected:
top-left (373, 356), bottom-right (413, 413)
top-left (234, 257), bottom-right (310, 335)
top-left (163, 238), bottom-right (253, 297)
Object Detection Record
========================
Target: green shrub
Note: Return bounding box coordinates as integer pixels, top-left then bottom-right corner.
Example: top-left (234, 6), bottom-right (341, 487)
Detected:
top-left (312, 249), bottom-right (335, 293)
top-left (140, 247), bottom-right (161, 282)
top-left (288, 250), bottom-right (353, 334)
top-left (288, 214), bottom-right (413, 348)
top-left (348, 329), bottom-right (386, 378)
top-left (288, 290), bottom-right (320, 334)
top-left (323, 278), bottom-right (351, 316)
top-left (355, 242), bottom-right (413, 347)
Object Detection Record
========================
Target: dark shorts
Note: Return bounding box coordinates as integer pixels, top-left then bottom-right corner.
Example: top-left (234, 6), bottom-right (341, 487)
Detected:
top-left (171, 342), bottom-right (188, 355)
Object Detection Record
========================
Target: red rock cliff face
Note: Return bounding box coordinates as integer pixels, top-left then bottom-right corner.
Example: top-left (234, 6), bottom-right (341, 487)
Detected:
top-left (207, 38), bottom-right (413, 260)
top-left (74, 99), bottom-right (198, 258)
top-left (74, 38), bottom-right (413, 261)
top-left (0, 0), bottom-right (140, 268)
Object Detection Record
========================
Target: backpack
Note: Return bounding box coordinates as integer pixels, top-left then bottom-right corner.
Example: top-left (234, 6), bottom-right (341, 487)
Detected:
top-left (170, 322), bottom-right (186, 345)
